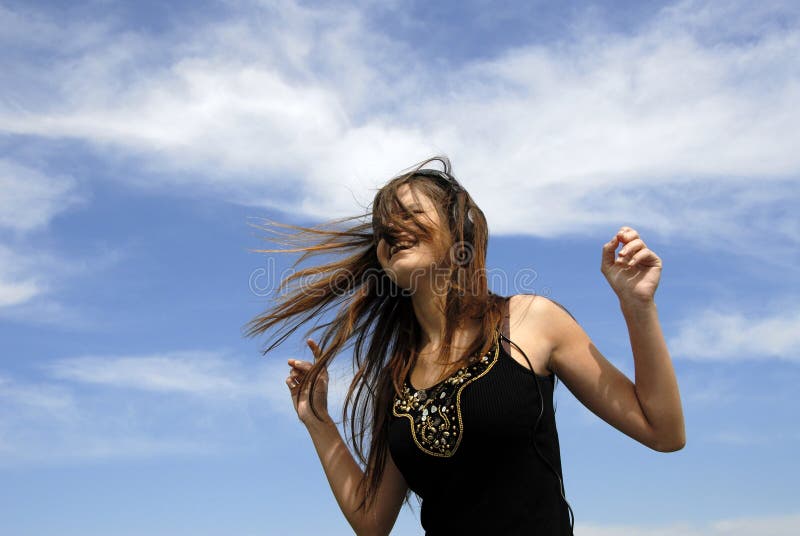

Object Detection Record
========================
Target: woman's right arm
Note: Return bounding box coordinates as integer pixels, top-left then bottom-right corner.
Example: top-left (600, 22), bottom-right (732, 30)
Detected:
top-left (288, 339), bottom-right (409, 535)
top-left (305, 417), bottom-right (409, 536)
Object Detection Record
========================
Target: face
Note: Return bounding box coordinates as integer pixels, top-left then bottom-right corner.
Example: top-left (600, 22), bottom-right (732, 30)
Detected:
top-left (375, 183), bottom-right (449, 292)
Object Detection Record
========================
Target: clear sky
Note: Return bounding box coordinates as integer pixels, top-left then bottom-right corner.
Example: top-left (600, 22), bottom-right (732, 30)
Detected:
top-left (1, 0), bottom-right (799, 534)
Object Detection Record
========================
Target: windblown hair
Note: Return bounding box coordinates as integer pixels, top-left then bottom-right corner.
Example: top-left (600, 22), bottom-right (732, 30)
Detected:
top-left (242, 155), bottom-right (508, 514)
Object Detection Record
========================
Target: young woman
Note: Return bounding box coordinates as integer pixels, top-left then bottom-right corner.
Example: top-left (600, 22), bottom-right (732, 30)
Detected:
top-left (243, 155), bottom-right (685, 535)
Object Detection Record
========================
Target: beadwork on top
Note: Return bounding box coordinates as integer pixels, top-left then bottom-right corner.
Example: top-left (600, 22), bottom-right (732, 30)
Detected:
top-left (392, 330), bottom-right (500, 457)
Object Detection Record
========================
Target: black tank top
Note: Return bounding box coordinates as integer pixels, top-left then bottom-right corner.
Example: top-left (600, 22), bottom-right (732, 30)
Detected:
top-left (388, 325), bottom-right (573, 535)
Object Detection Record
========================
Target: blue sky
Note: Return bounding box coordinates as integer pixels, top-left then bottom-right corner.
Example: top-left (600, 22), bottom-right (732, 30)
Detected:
top-left (1, 0), bottom-right (799, 534)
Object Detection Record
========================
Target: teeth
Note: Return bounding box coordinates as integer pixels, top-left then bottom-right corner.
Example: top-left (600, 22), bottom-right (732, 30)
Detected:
top-left (390, 243), bottom-right (414, 256)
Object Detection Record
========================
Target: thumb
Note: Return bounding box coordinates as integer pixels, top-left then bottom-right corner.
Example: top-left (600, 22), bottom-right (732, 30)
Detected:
top-left (601, 235), bottom-right (619, 271)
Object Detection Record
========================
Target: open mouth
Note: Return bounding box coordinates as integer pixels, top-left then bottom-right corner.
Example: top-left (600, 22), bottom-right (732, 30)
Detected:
top-left (389, 242), bottom-right (415, 258)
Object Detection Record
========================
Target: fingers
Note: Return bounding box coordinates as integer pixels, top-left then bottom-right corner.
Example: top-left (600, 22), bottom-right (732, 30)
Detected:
top-left (615, 227), bottom-right (646, 267)
top-left (626, 247), bottom-right (660, 268)
top-left (287, 363), bottom-right (302, 377)
top-left (617, 238), bottom-right (646, 260)
top-left (286, 375), bottom-right (301, 389)
top-left (625, 249), bottom-right (643, 268)
top-left (603, 227), bottom-right (646, 271)
top-left (286, 357), bottom-right (304, 390)
top-left (286, 339), bottom-right (323, 392)
top-left (288, 358), bottom-right (310, 369)
top-left (622, 247), bottom-right (646, 267)
top-left (616, 226), bottom-right (640, 242)
top-left (286, 355), bottom-right (313, 391)
top-left (287, 360), bottom-right (305, 384)
top-left (288, 339), bottom-right (317, 370)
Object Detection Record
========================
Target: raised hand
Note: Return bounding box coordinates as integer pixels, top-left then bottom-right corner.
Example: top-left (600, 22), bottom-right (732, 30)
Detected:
top-left (601, 226), bottom-right (662, 304)
top-left (286, 338), bottom-right (331, 427)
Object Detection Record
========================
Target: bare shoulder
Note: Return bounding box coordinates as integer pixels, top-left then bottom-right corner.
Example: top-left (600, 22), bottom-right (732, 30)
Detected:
top-left (508, 294), bottom-right (574, 375)
top-left (504, 293), bottom-right (567, 376)
top-left (511, 294), bottom-right (577, 327)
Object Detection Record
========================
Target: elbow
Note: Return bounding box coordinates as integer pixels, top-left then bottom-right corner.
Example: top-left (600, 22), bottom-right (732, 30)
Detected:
top-left (354, 525), bottom-right (372, 536)
top-left (356, 524), bottom-right (386, 536)
top-left (652, 433), bottom-right (686, 453)
top-left (654, 440), bottom-right (685, 453)
top-left (354, 517), bottom-right (387, 536)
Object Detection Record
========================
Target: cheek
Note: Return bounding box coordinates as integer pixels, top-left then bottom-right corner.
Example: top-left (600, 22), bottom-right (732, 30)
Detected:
top-left (409, 243), bottom-right (435, 262)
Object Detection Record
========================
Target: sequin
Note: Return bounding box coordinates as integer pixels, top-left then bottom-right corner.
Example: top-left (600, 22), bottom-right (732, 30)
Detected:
top-left (392, 331), bottom-right (500, 457)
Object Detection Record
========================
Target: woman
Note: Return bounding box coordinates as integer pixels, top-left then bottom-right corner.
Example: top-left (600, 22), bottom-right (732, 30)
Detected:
top-left (243, 155), bottom-right (685, 535)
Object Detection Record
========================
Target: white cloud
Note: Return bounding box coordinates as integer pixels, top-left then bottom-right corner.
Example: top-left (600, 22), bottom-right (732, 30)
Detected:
top-left (669, 307), bottom-right (800, 361)
top-left (0, 159), bottom-right (87, 233)
top-left (0, 347), bottom-right (359, 465)
top-left (0, 0), bottom-right (796, 261)
top-left (581, 512), bottom-right (800, 536)
top-left (0, 277), bottom-right (40, 308)
top-left (0, 374), bottom-right (76, 414)
top-left (45, 350), bottom-right (262, 397)
top-left (44, 347), bottom-right (361, 421)
top-left (0, 156), bottom-right (131, 322)
top-left (0, 158), bottom-right (126, 323)
top-left (0, 243), bottom-right (48, 307)
top-left (0, 159), bottom-right (88, 308)
top-left (0, 352), bottom-right (261, 465)
top-left (0, 239), bottom-right (128, 326)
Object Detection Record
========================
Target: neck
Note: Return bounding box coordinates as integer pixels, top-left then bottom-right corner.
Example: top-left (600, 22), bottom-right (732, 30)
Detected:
top-left (408, 275), bottom-right (481, 352)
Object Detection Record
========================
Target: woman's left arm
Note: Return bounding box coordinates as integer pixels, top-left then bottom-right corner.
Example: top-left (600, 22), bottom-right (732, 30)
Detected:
top-left (606, 226), bottom-right (685, 451)
top-left (535, 226), bottom-right (685, 452)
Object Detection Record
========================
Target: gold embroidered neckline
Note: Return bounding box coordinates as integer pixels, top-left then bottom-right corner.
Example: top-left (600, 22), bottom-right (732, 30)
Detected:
top-left (392, 329), bottom-right (501, 457)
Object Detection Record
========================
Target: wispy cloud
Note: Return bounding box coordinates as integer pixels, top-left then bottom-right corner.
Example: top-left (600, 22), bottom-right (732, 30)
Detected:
top-left (0, 242), bottom-right (54, 309)
top-left (0, 348), bottom-right (357, 465)
top-left (45, 350), bottom-right (263, 397)
top-left (0, 159), bottom-right (87, 234)
top-left (42, 347), bottom-right (354, 409)
top-left (0, 238), bottom-right (129, 327)
top-left (0, 158), bottom-right (87, 308)
top-left (0, 374), bottom-right (76, 414)
top-left (0, 157), bottom-right (127, 326)
top-left (669, 307), bottom-right (800, 361)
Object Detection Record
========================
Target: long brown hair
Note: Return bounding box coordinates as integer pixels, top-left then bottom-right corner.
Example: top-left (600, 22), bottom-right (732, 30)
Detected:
top-left (242, 155), bottom-right (506, 514)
